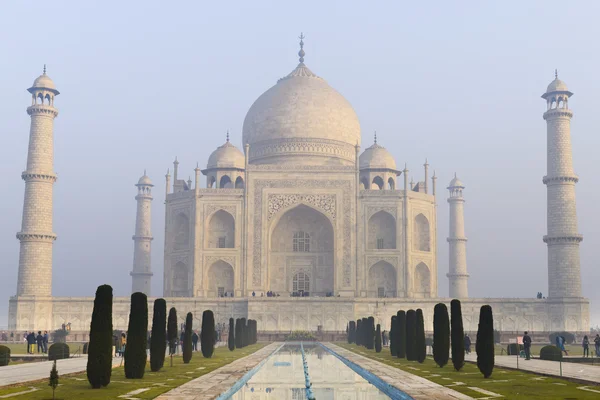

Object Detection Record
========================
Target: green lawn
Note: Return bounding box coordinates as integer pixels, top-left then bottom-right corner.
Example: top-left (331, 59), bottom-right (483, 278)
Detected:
top-left (0, 344), bottom-right (265, 400)
top-left (1, 342), bottom-right (86, 355)
top-left (495, 343), bottom-right (588, 357)
top-left (337, 343), bottom-right (600, 400)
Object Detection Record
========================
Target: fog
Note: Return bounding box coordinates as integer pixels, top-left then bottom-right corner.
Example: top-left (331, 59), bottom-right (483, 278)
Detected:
top-left (1, 1), bottom-right (599, 327)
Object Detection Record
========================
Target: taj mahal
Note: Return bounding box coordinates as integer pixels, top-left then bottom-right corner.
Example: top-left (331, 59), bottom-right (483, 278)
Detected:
top-left (8, 37), bottom-right (590, 337)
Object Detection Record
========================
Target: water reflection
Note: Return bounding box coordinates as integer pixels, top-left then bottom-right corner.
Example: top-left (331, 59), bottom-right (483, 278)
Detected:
top-left (230, 344), bottom-right (390, 399)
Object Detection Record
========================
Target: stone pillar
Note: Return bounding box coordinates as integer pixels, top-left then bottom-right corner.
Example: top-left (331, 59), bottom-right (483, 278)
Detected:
top-left (446, 175), bottom-right (469, 298)
top-left (541, 75), bottom-right (582, 298)
top-left (131, 173), bottom-right (154, 295)
top-left (16, 69), bottom-right (59, 297)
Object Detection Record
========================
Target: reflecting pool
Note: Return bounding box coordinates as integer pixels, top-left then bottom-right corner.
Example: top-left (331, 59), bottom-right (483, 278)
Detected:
top-left (230, 343), bottom-right (394, 399)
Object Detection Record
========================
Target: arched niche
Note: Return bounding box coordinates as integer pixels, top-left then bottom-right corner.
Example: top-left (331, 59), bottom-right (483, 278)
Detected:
top-left (172, 261), bottom-right (189, 297)
top-left (368, 210), bottom-right (396, 250)
top-left (173, 213), bottom-right (190, 250)
top-left (368, 261), bottom-right (396, 297)
top-left (371, 176), bottom-right (384, 190)
top-left (235, 176), bottom-right (245, 189)
top-left (413, 262), bottom-right (431, 298)
top-left (208, 260), bottom-right (234, 297)
top-left (207, 210), bottom-right (235, 248)
top-left (220, 175), bottom-right (232, 188)
top-left (413, 213), bottom-right (430, 251)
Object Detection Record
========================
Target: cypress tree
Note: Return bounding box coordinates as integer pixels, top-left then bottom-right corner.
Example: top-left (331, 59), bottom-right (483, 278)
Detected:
top-left (150, 298), bottom-right (167, 372)
top-left (228, 318), bottom-right (235, 351)
top-left (356, 319), bottom-right (362, 346)
top-left (182, 312), bottom-right (193, 363)
top-left (375, 324), bottom-right (382, 353)
top-left (124, 292), bottom-right (148, 379)
top-left (362, 318), bottom-right (368, 347)
top-left (390, 316), bottom-right (397, 356)
top-left (416, 309), bottom-right (426, 363)
top-left (235, 319), bottom-right (242, 348)
top-left (167, 307), bottom-right (177, 366)
top-left (367, 317), bottom-right (375, 350)
top-left (348, 321), bottom-right (355, 344)
top-left (240, 318), bottom-right (247, 348)
top-left (201, 310), bottom-right (215, 358)
top-left (86, 284), bottom-right (113, 388)
top-left (476, 305), bottom-right (495, 378)
top-left (433, 303), bottom-right (450, 368)
top-left (450, 299), bottom-right (465, 371)
top-left (406, 310), bottom-right (417, 361)
top-left (397, 311), bottom-right (406, 358)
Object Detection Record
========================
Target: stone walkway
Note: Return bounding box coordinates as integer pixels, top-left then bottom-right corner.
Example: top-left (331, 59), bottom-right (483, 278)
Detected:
top-left (155, 343), bottom-right (281, 400)
top-left (325, 343), bottom-right (473, 400)
top-left (465, 353), bottom-right (600, 384)
top-left (0, 356), bottom-right (123, 387)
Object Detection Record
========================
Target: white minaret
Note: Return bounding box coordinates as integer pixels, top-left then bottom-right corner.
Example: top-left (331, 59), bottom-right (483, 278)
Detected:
top-left (447, 174), bottom-right (469, 298)
top-left (542, 72), bottom-right (582, 298)
top-left (16, 67), bottom-right (59, 297)
top-left (131, 172), bottom-right (154, 295)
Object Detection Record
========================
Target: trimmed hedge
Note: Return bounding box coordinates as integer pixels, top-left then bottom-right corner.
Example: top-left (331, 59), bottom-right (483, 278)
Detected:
top-left (0, 345), bottom-right (10, 366)
top-left (183, 312), bottom-right (193, 363)
top-left (87, 284), bottom-right (113, 389)
top-left (406, 310), bottom-right (417, 361)
top-left (450, 299), bottom-right (465, 371)
top-left (367, 317), bottom-right (375, 350)
top-left (476, 305), bottom-right (495, 378)
top-left (507, 343), bottom-right (524, 356)
top-left (150, 298), bottom-right (167, 372)
top-left (397, 311), bottom-right (406, 359)
top-left (200, 310), bottom-right (215, 358)
top-left (389, 316), bottom-right (397, 356)
top-left (416, 309), bottom-right (426, 363)
top-left (124, 292), bottom-right (148, 379)
top-left (540, 345), bottom-right (563, 361)
top-left (48, 343), bottom-right (70, 361)
top-left (433, 303), bottom-right (450, 368)
top-left (167, 308), bottom-right (178, 356)
top-left (228, 318), bottom-right (235, 351)
top-left (375, 324), bottom-right (382, 353)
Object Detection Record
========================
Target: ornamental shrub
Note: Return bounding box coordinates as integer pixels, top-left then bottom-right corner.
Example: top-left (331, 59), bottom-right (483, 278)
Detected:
top-left (200, 310), bottom-right (215, 358)
top-left (507, 343), bottom-right (524, 355)
top-left (416, 309), bottom-right (426, 363)
top-left (356, 319), bottom-right (363, 346)
top-left (82, 342), bottom-right (89, 355)
top-left (375, 324), bottom-right (382, 353)
top-left (167, 307), bottom-right (177, 363)
top-left (0, 345), bottom-right (10, 366)
top-left (235, 319), bottom-right (242, 348)
top-left (228, 318), bottom-right (235, 351)
top-left (48, 343), bottom-right (70, 361)
top-left (389, 316), bottom-right (397, 356)
top-left (183, 312), bottom-right (193, 363)
top-left (397, 311), bottom-right (406, 358)
top-left (49, 359), bottom-right (59, 400)
top-left (362, 318), bottom-right (368, 347)
top-left (540, 345), bottom-right (563, 361)
top-left (348, 321), bottom-right (356, 344)
top-left (86, 284), bottom-right (113, 388)
top-left (406, 310), bottom-right (417, 361)
top-left (367, 317), bottom-right (375, 350)
top-left (476, 305), bottom-right (495, 378)
top-left (150, 298), bottom-right (167, 372)
top-left (450, 299), bottom-right (465, 371)
top-left (433, 303), bottom-right (450, 368)
top-left (124, 292), bottom-right (148, 379)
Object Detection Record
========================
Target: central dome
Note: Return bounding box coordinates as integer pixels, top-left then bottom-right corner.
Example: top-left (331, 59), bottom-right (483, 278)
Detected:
top-left (242, 58), bottom-right (361, 165)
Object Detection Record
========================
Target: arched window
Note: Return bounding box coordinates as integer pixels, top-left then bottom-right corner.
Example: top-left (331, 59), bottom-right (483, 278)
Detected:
top-left (235, 176), bottom-right (244, 189)
top-left (413, 213), bottom-right (430, 251)
top-left (368, 211), bottom-right (396, 250)
top-left (293, 272), bottom-right (310, 292)
top-left (360, 177), bottom-right (369, 190)
top-left (414, 262), bottom-right (431, 298)
top-left (293, 231), bottom-right (310, 252)
top-left (371, 176), bottom-right (384, 190)
top-left (388, 177), bottom-right (395, 190)
top-left (172, 262), bottom-right (189, 297)
top-left (173, 213), bottom-right (190, 250)
top-left (219, 175), bottom-right (232, 188)
top-left (207, 210), bottom-right (235, 248)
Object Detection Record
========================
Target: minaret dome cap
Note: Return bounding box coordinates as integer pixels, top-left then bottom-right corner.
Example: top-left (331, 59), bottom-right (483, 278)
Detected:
top-left (448, 174), bottom-right (464, 188)
top-left (28, 66), bottom-right (60, 95)
top-left (137, 174), bottom-right (153, 186)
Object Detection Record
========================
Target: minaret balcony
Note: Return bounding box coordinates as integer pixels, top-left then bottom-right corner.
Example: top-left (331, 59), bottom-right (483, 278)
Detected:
top-left (542, 175), bottom-right (579, 184)
top-left (543, 108), bottom-right (573, 120)
top-left (26, 105), bottom-right (58, 117)
top-left (543, 234), bottom-right (583, 244)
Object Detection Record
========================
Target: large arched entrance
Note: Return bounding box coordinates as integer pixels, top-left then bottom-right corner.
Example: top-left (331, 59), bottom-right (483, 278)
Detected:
top-left (269, 204), bottom-right (334, 296)
top-left (207, 260), bottom-right (234, 297)
top-left (414, 262), bottom-right (431, 298)
top-left (368, 261), bottom-right (397, 297)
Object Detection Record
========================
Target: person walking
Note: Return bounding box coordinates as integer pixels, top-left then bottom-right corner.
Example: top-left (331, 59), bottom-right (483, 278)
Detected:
top-left (464, 334), bottom-right (471, 354)
top-left (119, 333), bottom-right (127, 357)
top-left (594, 334), bottom-right (600, 357)
top-left (556, 335), bottom-right (569, 356)
top-left (23, 332), bottom-right (29, 354)
top-left (522, 331), bottom-right (532, 360)
top-left (582, 335), bottom-right (590, 358)
top-left (27, 331), bottom-right (36, 354)
top-left (192, 331), bottom-right (199, 351)
top-left (36, 331), bottom-right (44, 353)
top-left (180, 331), bottom-right (185, 354)
top-left (43, 331), bottom-right (49, 353)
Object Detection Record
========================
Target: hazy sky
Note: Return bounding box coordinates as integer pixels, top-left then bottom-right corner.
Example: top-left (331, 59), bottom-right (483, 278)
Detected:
top-left (1, 1), bottom-right (599, 327)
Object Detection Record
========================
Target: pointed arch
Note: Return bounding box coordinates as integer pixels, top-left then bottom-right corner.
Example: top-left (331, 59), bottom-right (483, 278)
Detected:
top-left (368, 261), bottom-right (396, 297)
top-left (207, 209), bottom-right (235, 248)
top-left (173, 212), bottom-right (190, 250)
top-left (371, 176), bottom-right (384, 190)
top-left (360, 177), bottom-right (369, 190)
top-left (235, 176), bottom-right (245, 189)
top-left (388, 177), bottom-right (395, 190)
top-left (172, 261), bottom-right (189, 297)
top-left (413, 213), bottom-right (430, 251)
top-left (219, 175), bottom-right (232, 188)
top-left (368, 210), bottom-right (396, 249)
top-left (414, 262), bottom-right (431, 298)
top-left (207, 260), bottom-right (234, 297)
top-left (207, 176), bottom-right (216, 188)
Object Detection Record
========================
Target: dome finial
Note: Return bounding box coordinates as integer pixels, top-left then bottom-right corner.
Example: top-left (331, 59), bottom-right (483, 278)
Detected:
top-left (298, 32), bottom-right (306, 63)
top-left (226, 129), bottom-right (230, 142)
top-left (374, 131), bottom-right (377, 144)
top-left (144, 168), bottom-right (147, 176)
top-left (43, 64), bottom-right (47, 75)
top-left (555, 69), bottom-right (558, 79)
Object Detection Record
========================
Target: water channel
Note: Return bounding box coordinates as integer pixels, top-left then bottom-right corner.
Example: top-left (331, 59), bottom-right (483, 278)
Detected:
top-left (228, 343), bottom-right (411, 399)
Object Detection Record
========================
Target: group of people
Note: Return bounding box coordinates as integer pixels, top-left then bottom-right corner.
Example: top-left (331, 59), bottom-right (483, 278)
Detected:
top-left (24, 331), bottom-right (49, 354)
top-left (579, 334), bottom-right (600, 357)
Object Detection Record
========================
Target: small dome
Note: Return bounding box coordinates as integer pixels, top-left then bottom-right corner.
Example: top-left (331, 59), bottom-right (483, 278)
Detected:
top-left (546, 78), bottom-right (568, 93)
top-left (207, 140), bottom-right (245, 169)
top-left (359, 143), bottom-right (397, 170)
top-left (137, 174), bottom-right (153, 186)
top-left (448, 174), bottom-right (464, 188)
top-left (28, 67), bottom-right (60, 95)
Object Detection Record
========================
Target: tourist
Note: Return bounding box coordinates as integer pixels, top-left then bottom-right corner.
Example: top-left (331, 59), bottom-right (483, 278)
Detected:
top-left (192, 331), bottom-right (199, 351)
top-left (252, 291), bottom-right (256, 297)
top-left (36, 331), bottom-right (44, 353)
top-left (119, 333), bottom-right (127, 357)
top-left (523, 331), bottom-right (532, 360)
top-left (594, 334), bottom-right (600, 357)
top-left (556, 335), bottom-right (568, 356)
top-left (27, 331), bottom-right (36, 354)
top-left (180, 331), bottom-right (185, 353)
top-left (23, 331), bottom-right (28, 353)
top-left (582, 335), bottom-right (590, 357)
top-left (43, 331), bottom-right (49, 353)
top-left (464, 334), bottom-right (471, 354)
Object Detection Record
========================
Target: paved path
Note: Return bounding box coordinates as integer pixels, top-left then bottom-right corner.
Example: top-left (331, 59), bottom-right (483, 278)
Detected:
top-left (0, 356), bottom-right (123, 387)
top-left (326, 343), bottom-right (473, 400)
top-left (465, 353), bottom-right (600, 384)
top-left (156, 342), bottom-right (281, 400)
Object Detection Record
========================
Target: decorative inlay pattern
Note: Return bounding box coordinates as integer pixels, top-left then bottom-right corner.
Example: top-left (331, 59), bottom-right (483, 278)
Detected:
top-left (205, 255), bottom-right (236, 267)
top-left (367, 256), bottom-right (399, 268)
top-left (267, 194), bottom-right (335, 221)
top-left (366, 206), bottom-right (397, 220)
top-left (252, 179), bottom-right (353, 287)
top-left (249, 138), bottom-right (356, 163)
top-left (205, 204), bottom-right (237, 218)
top-left (249, 165), bottom-right (356, 171)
